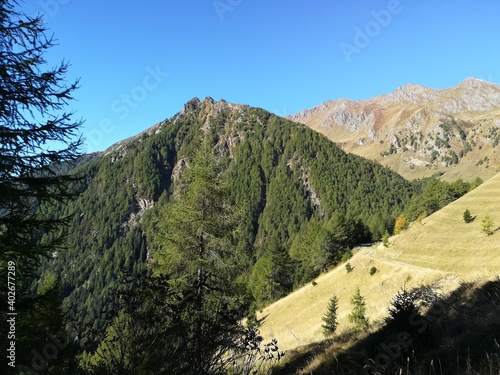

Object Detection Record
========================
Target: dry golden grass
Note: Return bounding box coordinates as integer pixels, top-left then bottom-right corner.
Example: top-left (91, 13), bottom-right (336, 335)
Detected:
top-left (385, 171), bottom-right (500, 274)
top-left (257, 172), bottom-right (500, 354)
top-left (257, 249), bottom-right (456, 352)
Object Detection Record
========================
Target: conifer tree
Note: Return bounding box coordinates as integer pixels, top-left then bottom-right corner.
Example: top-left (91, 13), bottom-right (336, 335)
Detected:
top-left (250, 232), bottom-right (294, 304)
top-left (84, 142), bottom-right (282, 374)
top-left (382, 230), bottom-right (390, 247)
top-left (0, 1), bottom-right (82, 372)
top-left (152, 140), bottom-right (255, 373)
top-left (348, 287), bottom-right (369, 330)
top-left (482, 214), bottom-right (494, 235)
top-left (345, 262), bottom-right (353, 273)
top-left (322, 295), bottom-right (339, 336)
top-left (0, 0), bottom-right (82, 275)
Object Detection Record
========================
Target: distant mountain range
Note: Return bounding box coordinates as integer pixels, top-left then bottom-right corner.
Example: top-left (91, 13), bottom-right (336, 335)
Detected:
top-left (287, 78), bottom-right (500, 181)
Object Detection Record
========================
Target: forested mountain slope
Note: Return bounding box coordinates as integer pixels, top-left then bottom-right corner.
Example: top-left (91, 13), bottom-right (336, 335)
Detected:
top-left (39, 97), bottom-right (417, 329)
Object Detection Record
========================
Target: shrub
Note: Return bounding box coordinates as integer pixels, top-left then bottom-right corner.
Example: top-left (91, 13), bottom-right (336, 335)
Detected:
top-left (394, 214), bottom-right (409, 235)
top-left (382, 231), bottom-right (389, 247)
top-left (341, 251), bottom-right (352, 263)
top-left (369, 267), bottom-right (377, 275)
top-left (463, 209), bottom-right (475, 223)
top-left (345, 263), bottom-right (353, 273)
top-left (417, 211), bottom-right (427, 224)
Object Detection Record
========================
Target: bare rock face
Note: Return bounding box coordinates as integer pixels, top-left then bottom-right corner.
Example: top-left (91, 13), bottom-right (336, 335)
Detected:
top-left (181, 97), bottom-right (201, 114)
top-left (287, 79), bottom-right (500, 181)
top-left (378, 83), bottom-right (433, 104)
top-left (292, 100), bottom-right (333, 121)
top-left (375, 78), bottom-right (500, 112)
top-left (171, 158), bottom-right (188, 182)
top-left (322, 99), bottom-right (369, 132)
top-left (455, 78), bottom-right (500, 112)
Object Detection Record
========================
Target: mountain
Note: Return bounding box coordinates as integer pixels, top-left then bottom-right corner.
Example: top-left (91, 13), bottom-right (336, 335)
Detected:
top-left (39, 97), bottom-right (418, 330)
top-left (287, 78), bottom-right (500, 181)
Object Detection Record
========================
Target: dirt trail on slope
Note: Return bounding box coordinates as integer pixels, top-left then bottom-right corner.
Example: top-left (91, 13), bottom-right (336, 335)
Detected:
top-left (357, 245), bottom-right (447, 274)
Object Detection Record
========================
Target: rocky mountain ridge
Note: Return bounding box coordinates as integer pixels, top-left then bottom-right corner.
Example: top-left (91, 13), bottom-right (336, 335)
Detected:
top-left (287, 78), bottom-right (500, 180)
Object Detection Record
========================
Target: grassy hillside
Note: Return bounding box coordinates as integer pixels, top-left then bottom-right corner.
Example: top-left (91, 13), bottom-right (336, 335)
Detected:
top-left (257, 172), bottom-right (500, 367)
top-left (257, 249), bottom-right (453, 352)
top-left (383, 171), bottom-right (500, 274)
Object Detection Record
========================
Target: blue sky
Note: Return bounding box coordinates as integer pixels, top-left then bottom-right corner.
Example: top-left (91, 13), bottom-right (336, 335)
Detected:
top-left (17, 0), bottom-right (500, 153)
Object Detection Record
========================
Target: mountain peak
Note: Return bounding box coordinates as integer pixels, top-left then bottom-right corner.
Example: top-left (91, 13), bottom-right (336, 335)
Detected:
top-left (395, 82), bottom-right (428, 93)
top-left (181, 97), bottom-right (228, 114)
top-left (181, 97), bottom-right (201, 114)
top-left (377, 83), bottom-right (433, 105)
top-left (202, 96), bottom-right (215, 104)
top-left (457, 77), bottom-right (500, 93)
top-left (459, 77), bottom-right (488, 87)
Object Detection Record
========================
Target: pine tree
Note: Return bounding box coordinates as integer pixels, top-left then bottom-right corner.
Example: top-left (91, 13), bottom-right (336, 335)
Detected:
top-left (152, 140), bottom-right (256, 373)
top-left (348, 287), bottom-right (369, 330)
top-left (322, 295), bottom-right (339, 336)
top-left (0, 1), bottom-right (82, 275)
top-left (0, 2), bottom-right (82, 372)
top-left (385, 286), bottom-right (420, 326)
top-left (155, 140), bottom-right (238, 278)
top-left (345, 262), bottom-right (353, 273)
top-left (482, 214), bottom-right (494, 235)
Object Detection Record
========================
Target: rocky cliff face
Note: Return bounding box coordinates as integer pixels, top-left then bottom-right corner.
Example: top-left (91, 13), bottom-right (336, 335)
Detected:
top-left (287, 78), bottom-right (500, 181)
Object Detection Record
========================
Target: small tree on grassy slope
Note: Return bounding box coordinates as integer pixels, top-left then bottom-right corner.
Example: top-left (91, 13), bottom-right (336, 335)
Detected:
top-left (322, 295), bottom-right (339, 336)
top-left (394, 214), bottom-right (408, 235)
top-left (348, 287), bottom-right (369, 330)
top-left (482, 214), bottom-right (494, 235)
top-left (382, 230), bottom-right (390, 247)
top-left (463, 209), bottom-right (475, 223)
